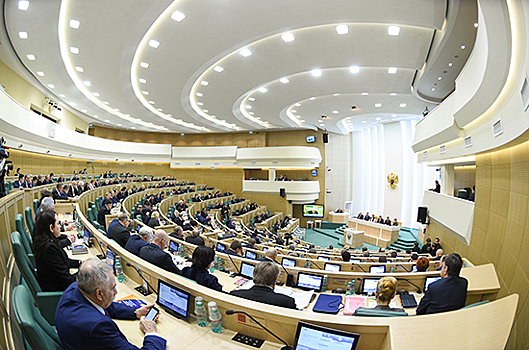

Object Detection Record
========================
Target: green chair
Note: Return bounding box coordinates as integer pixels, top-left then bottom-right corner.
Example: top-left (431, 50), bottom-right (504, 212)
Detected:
top-left (25, 207), bottom-right (35, 235)
top-left (462, 300), bottom-right (490, 309)
top-left (65, 177), bottom-right (70, 182)
top-left (353, 308), bottom-right (408, 317)
top-left (15, 214), bottom-right (36, 269)
top-left (33, 199), bottom-right (40, 216)
top-left (88, 201), bottom-right (95, 209)
top-left (11, 232), bottom-right (63, 325)
top-left (12, 285), bottom-right (63, 350)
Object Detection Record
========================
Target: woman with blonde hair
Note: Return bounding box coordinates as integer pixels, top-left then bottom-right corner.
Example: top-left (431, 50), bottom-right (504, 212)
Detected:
top-left (373, 277), bottom-right (405, 312)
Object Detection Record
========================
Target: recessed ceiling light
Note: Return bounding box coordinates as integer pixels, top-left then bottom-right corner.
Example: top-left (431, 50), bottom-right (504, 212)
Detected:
top-left (142, 91), bottom-right (149, 95)
top-left (103, 101), bottom-right (109, 105)
top-left (131, 126), bottom-right (136, 129)
top-left (259, 87), bottom-right (268, 93)
top-left (93, 115), bottom-right (98, 118)
top-left (197, 102), bottom-right (203, 106)
top-left (70, 47), bottom-right (79, 54)
top-left (362, 121), bottom-right (367, 123)
top-left (280, 77), bottom-right (289, 84)
top-left (83, 81), bottom-right (91, 86)
top-left (295, 103), bottom-right (301, 106)
top-left (18, 1), bottom-right (29, 10)
top-left (399, 103), bottom-right (407, 107)
top-left (374, 103), bottom-right (382, 107)
top-left (213, 65), bottom-right (224, 72)
top-left (70, 102), bottom-right (77, 106)
top-left (69, 19), bottom-right (80, 29)
top-left (74, 66), bottom-right (84, 72)
top-left (349, 65), bottom-right (360, 74)
top-left (26, 54), bottom-right (35, 60)
top-left (140, 62), bottom-right (149, 68)
top-left (196, 92), bottom-right (203, 97)
top-left (157, 108), bottom-right (163, 112)
top-left (114, 108), bottom-right (120, 112)
top-left (362, 92), bottom-right (368, 96)
top-left (309, 97), bottom-right (316, 100)
top-left (200, 81), bottom-right (209, 86)
top-left (36, 71), bottom-right (44, 76)
top-left (256, 117), bottom-right (262, 120)
top-left (170, 10), bottom-right (186, 22)
top-left (461, 45), bottom-right (466, 49)
top-left (390, 92), bottom-right (398, 96)
top-left (249, 112), bottom-right (254, 115)
top-left (92, 92), bottom-right (100, 97)
top-left (245, 105), bottom-right (252, 109)
top-left (448, 62), bottom-right (453, 67)
top-left (281, 32), bottom-right (295, 42)
top-left (332, 110), bottom-right (339, 114)
top-left (139, 78), bottom-right (146, 84)
top-left (376, 117), bottom-right (382, 121)
top-left (166, 114), bottom-right (171, 117)
top-left (148, 39), bottom-right (160, 48)
top-left (438, 77), bottom-right (442, 80)
top-left (79, 109), bottom-right (87, 113)
top-left (148, 101), bottom-right (155, 104)
top-left (474, 23), bottom-right (479, 27)
top-left (116, 123), bottom-right (122, 126)
top-left (391, 114), bottom-right (397, 117)
top-left (291, 109), bottom-right (297, 113)
top-left (104, 119), bottom-right (110, 122)
top-left (388, 67), bottom-right (397, 74)
top-left (336, 24), bottom-right (349, 35)
top-left (47, 84), bottom-right (55, 89)
top-left (300, 120), bottom-right (305, 122)
top-left (388, 26), bottom-right (401, 36)
top-left (432, 88), bottom-right (436, 91)
top-left (333, 93), bottom-right (340, 96)
top-left (59, 94), bottom-right (65, 98)
top-left (239, 48), bottom-right (252, 57)
top-left (203, 109), bottom-right (208, 113)
top-left (311, 69), bottom-right (322, 77)
top-left (18, 31), bottom-right (28, 39)
top-left (248, 97), bottom-right (255, 101)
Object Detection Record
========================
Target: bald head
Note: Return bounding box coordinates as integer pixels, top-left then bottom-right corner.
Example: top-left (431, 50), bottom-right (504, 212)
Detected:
top-left (265, 248), bottom-right (278, 260)
top-left (152, 229), bottom-right (168, 249)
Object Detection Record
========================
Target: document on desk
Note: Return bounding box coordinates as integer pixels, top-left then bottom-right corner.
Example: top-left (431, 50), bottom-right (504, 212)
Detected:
top-left (275, 287), bottom-right (314, 310)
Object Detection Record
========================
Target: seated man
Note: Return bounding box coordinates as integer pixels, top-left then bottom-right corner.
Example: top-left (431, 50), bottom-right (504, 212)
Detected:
top-left (416, 253), bottom-right (468, 315)
top-left (225, 241), bottom-right (243, 256)
top-left (364, 212), bottom-right (371, 221)
top-left (257, 247), bottom-right (277, 263)
top-left (169, 226), bottom-right (185, 241)
top-left (52, 183), bottom-right (71, 201)
top-left (185, 229), bottom-right (205, 246)
top-left (125, 226), bottom-right (153, 256)
top-left (357, 212), bottom-right (364, 219)
top-left (230, 261), bottom-right (296, 309)
top-left (140, 229), bottom-right (180, 274)
top-left (55, 258), bottom-right (166, 350)
top-left (108, 213), bottom-right (131, 248)
top-left (97, 200), bottom-right (113, 228)
top-left (433, 248), bottom-right (444, 261)
top-left (384, 216), bottom-right (391, 225)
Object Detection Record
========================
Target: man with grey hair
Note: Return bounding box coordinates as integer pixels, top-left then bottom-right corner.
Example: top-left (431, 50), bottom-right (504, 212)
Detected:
top-left (258, 247), bottom-right (278, 263)
top-left (230, 261), bottom-right (296, 309)
top-left (185, 229), bottom-right (205, 246)
top-left (125, 226), bottom-right (153, 256)
top-left (169, 226), bottom-right (184, 240)
top-left (55, 258), bottom-right (166, 350)
top-left (108, 213), bottom-right (131, 248)
top-left (140, 229), bottom-right (180, 274)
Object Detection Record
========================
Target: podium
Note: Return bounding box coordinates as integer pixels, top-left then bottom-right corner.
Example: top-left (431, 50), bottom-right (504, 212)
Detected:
top-left (343, 228), bottom-right (364, 248)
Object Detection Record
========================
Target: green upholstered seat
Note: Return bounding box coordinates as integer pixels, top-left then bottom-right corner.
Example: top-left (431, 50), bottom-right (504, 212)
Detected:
top-left (353, 308), bottom-right (408, 317)
top-left (11, 232), bottom-right (63, 325)
top-left (15, 214), bottom-right (35, 270)
top-left (13, 284), bottom-right (63, 350)
top-left (25, 207), bottom-right (35, 235)
top-left (33, 199), bottom-right (39, 216)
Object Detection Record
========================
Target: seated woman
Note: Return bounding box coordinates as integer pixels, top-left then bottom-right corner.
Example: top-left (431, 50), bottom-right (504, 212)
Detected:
top-left (147, 211), bottom-right (161, 228)
top-left (32, 210), bottom-right (80, 292)
top-left (181, 246), bottom-right (223, 292)
top-left (416, 257), bottom-right (430, 272)
top-left (359, 277), bottom-right (405, 312)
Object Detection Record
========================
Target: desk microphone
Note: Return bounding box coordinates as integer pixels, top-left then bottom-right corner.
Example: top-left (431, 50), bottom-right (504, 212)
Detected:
top-left (352, 263), bottom-right (366, 272)
top-left (225, 253), bottom-right (241, 276)
top-left (126, 262), bottom-right (157, 296)
top-left (396, 277), bottom-right (422, 294)
top-left (279, 262), bottom-right (295, 287)
top-left (396, 264), bottom-right (411, 272)
top-left (225, 310), bottom-right (292, 350)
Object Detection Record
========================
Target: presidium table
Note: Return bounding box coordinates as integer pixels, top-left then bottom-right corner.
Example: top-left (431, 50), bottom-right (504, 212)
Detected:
top-left (347, 218), bottom-right (400, 248)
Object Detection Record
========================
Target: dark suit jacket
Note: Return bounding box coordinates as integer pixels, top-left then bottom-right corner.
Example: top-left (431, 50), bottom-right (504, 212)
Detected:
top-left (34, 239), bottom-right (79, 292)
top-left (181, 266), bottom-right (223, 292)
top-left (416, 276), bottom-right (468, 315)
top-left (98, 206), bottom-right (110, 227)
top-left (139, 243), bottom-right (179, 274)
top-left (52, 188), bottom-right (69, 200)
top-left (55, 283), bottom-right (166, 350)
top-left (185, 235), bottom-right (205, 246)
top-left (108, 221), bottom-right (131, 248)
top-left (230, 285), bottom-right (296, 309)
top-left (125, 235), bottom-right (149, 256)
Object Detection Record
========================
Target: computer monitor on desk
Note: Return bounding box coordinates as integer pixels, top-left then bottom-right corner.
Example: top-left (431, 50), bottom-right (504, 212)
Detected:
top-left (245, 250), bottom-right (257, 260)
top-left (369, 265), bottom-right (385, 273)
top-left (240, 262), bottom-right (255, 279)
top-left (292, 321), bottom-right (360, 350)
top-left (157, 279), bottom-right (191, 321)
top-left (216, 242), bottom-right (226, 253)
top-left (282, 257), bottom-right (296, 267)
top-left (362, 278), bottom-right (380, 295)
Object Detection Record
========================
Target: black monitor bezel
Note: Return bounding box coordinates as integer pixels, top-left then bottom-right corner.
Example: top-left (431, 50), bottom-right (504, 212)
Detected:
top-left (156, 279), bottom-right (192, 322)
top-left (245, 250), bottom-right (257, 260)
top-left (369, 265), bottom-right (386, 273)
top-left (292, 321), bottom-right (360, 350)
top-left (168, 240), bottom-right (179, 254)
top-left (296, 272), bottom-right (324, 292)
top-left (282, 257), bottom-right (296, 267)
top-left (216, 242), bottom-right (226, 252)
top-left (240, 261), bottom-right (255, 279)
top-left (324, 263), bottom-right (341, 272)
top-left (361, 277), bottom-right (381, 295)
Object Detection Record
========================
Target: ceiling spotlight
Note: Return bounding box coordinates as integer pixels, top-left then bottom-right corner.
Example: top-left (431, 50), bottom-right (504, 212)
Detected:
top-left (139, 78), bottom-right (146, 84)
top-left (376, 117), bottom-right (382, 121)
top-left (248, 97), bottom-right (255, 101)
top-left (239, 48), bottom-right (252, 57)
top-left (281, 32), bottom-right (295, 42)
top-left (47, 84), bottom-right (55, 89)
top-left (83, 81), bottom-right (91, 86)
top-left (26, 54), bottom-right (35, 60)
top-left (18, 1), bottom-right (29, 11)
top-left (213, 65), bottom-right (224, 72)
top-left (36, 71), bottom-right (44, 76)
top-left (70, 47), bottom-right (79, 54)
top-left (69, 19), bottom-right (80, 29)
top-left (474, 23), bottom-right (479, 28)
top-left (388, 26), bottom-right (401, 36)
top-left (295, 103), bottom-right (301, 106)
top-left (140, 62), bottom-right (149, 68)
top-left (92, 92), bottom-right (100, 97)
top-left (196, 92), bottom-right (203, 97)
top-left (170, 10), bottom-right (186, 22)
top-left (200, 81), bottom-right (209, 86)
top-left (336, 25), bottom-right (349, 35)
top-left (311, 69), bottom-right (322, 77)
top-left (361, 92), bottom-right (368, 96)
top-left (388, 67), bottom-right (397, 74)
top-left (448, 62), bottom-right (453, 67)
top-left (148, 39), bottom-right (160, 48)
top-left (349, 66), bottom-right (360, 73)
top-left (399, 103), bottom-right (407, 107)
top-left (390, 92), bottom-right (398, 96)
top-left (309, 97), bottom-right (316, 101)
top-left (280, 77), bottom-right (289, 84)
top-left (351, 105), bottom-right (358, 110)
top-left (423, 107), bottom-right (430, 117)
top-left (374, 103), bottom-right (382, 107)
top-left (322, 115), bottom-right (329, 119)
top-left (75, 66), bottom-right (84, 72)
top-left (461, 45), bottom-right (466, 49)
top-left (18, 31), bottom-right (28, 39)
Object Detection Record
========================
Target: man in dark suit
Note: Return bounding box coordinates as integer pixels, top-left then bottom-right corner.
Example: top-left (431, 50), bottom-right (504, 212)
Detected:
top-left (140, 230), bottom-right (180, 274)
top-left (55, 258), bottom-right (166, 350)
top-left (257, 248), bottom-right (277, 263)
top-left (52, 183), bottom-right (71, 201)
top-left (185, 229), bottom-right (205, 246)
top-left (108, 213), bottom-right (131, 248)
top-left (225, 240), bottom-right (243, 256)
top-left (97, 201), bottom-right (112, 228)
top-left (416, 253), bottom-right (468, 315)
top-left (230, 261), bottom-right (296, 309)
top-left (125, 226), bottom-right (153, 256)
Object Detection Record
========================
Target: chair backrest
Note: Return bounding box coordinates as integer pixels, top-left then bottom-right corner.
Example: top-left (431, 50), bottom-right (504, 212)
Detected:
top-left (33, 199), bottom-right (39, 216)
top-left (353, 308), bottom-right (408, 317)
top-left (25, 207), bottom-right (35, 235)
top-left (11, 232), bottom-right (42, 299)
top-left (13, 285), bottom-right (63, 350)
top-left (462, 300), bottom-right (490, 309)
top-left (15, 214), bottom-right (33, 253)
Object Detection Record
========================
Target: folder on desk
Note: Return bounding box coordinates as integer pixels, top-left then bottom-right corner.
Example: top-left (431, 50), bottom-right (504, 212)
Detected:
top-left (312, 294), bottom-right (342, 314)
top-left (343, 296), bottom-right (367, 315)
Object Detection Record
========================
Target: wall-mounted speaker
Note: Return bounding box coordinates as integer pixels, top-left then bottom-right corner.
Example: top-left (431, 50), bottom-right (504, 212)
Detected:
top-left (322, 133), bottom-right (329, 143)
top-left (279, 188), bottom-right (286, 197)
top-left (417, 206), bottom-right (428, 224)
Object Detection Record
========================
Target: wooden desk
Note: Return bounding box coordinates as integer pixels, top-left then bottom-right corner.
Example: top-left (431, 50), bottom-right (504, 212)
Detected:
top-left (348, 218), bottom-right (399, 247)
top-left (329, 211), bottom-right (349, 223)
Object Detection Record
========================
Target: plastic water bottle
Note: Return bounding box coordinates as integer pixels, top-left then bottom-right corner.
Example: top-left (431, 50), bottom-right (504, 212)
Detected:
top-left (345, 282), bottom-right (353, 295)
top-left (218, 258), bottom-right (224, 271)
top-left (208, 301), bottom-right (222, 333)
top-left (304, 260), bottom-right (311, 269)
top-left (351, 280), bottom-right (356, 295)
top-left (209, 259), bottom-right (216, 273)
top-left (322, 275), bottom-right (328, 292)
top-left (178, 244), bottom-right (185, 257)
top-left (115, 256), bottom-right (125, 283)
top-left (390, 266), bottom-right (394, 273)
top-left (194, 297), bottom-right (208, 327)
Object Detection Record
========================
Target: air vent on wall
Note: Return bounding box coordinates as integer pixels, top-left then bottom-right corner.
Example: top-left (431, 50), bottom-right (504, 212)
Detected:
top-left (521, 76), bottom-right (529, 111)
top-left (422, 151), bottom-right (427, 159)
top-left (440, 145), bottom-right (446, 154)
top-left (464, 135), bottom-right (472, 148)
top-left (493, 119), bottom-right (503, 137)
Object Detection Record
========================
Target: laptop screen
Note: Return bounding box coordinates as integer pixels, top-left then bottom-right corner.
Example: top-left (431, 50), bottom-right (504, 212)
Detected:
top-left (296, 272), bottom-right (323, 292)
top-left (216, 242), bottom-right (226, 252)
top-left (292, 321), bottom-right (359, 350)
top-left (157, 279), bottom-right (191, 321)
top-left (169, 240), bottom-right (179, 254)
top-left (318, 256), bottom-right (330, 261)
top-left (245, 250), bottom-right (257, 260)
top-left (324, 263), bottom-right (341, 272)
top-left (282, 258), bottom-right (296, 267)
top-left (369, 265), bottom-right (385, 273)
top-left (240, 262), bottom-right (255, 279)
top-left (362, 278), bottom-right (380, 295)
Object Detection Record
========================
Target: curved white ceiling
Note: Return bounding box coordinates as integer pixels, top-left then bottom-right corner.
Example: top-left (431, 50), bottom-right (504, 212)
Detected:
top-left (1, 0), bottom-right (477, 134)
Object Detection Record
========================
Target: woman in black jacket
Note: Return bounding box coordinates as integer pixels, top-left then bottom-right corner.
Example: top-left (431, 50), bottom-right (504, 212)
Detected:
top-left (32, 210), bottom-right (80, 291)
